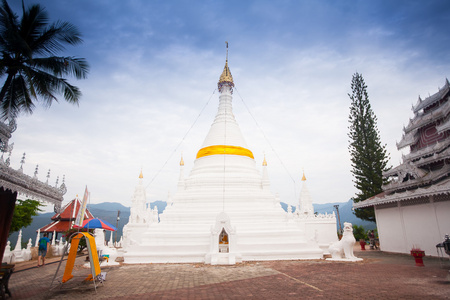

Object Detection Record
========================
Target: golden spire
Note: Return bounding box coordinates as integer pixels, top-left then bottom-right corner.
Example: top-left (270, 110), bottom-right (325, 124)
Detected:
top-left (139, 169), bottom-right (143, 179)
top-left (218, 41), bottom-right (234, 92)
top-left (262, 155), bottom-right (267, 166)
top-left (180, 154), bottom-right (184, 166)
top-left (301, 170), bottom-right (306, 181)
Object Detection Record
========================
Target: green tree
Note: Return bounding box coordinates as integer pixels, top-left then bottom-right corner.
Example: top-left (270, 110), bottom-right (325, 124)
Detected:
top-left (9, 199), bottom-right (42, 236)
top-left (352, 224), bottom-right (367, 241)
top-left (0, 0), bottom-right (89, 120)
top-left (63, 228), bottom-right (93, 252)
top-left (348, 72), bottom-right (389, 222)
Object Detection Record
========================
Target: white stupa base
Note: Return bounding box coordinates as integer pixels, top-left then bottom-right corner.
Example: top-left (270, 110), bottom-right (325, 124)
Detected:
top-left (84, 260), bottom-right (120, 268)
top-left (123, 233), bottom-right (325, 264)
top-left (206, 252), bottom-right (240, 265)
top-left (124, 251), bottom-right (325, 264)
top-left (326, 257), bottom-right (363, 262)
top-left (123, 209), bottom-right (332, 265)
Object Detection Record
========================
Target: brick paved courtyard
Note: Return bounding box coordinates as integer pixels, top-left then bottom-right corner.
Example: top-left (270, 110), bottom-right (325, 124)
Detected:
top-left (6, 246), bottom-right (450, 299)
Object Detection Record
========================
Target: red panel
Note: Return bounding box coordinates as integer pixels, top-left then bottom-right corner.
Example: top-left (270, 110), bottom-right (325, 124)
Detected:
top-left (411, 123), bottom-right (449, 152)
top-left (39, 220), bottom-right (73, 233)
top-left (0, 188), bottom-right (17, 261)
top-left (51, 198), bottom-right (94, 221)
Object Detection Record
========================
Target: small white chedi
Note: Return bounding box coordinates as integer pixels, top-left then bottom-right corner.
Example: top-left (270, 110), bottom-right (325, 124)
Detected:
top-left (327, 222), bottom-right (362, 262)
top-left (122, 56), bottom-right (338, 264)
top-left (89, 228), bottom-right (120, 266)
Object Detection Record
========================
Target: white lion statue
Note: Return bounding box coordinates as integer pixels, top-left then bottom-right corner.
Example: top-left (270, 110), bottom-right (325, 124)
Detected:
top-left (327, 222), bottom-right (362, 261)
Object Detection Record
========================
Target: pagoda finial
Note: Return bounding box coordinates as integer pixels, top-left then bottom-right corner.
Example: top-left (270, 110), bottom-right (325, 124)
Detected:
top-left (218, 41), bottom-right (234, 93)
top-left (226, 41), bottom-right (228, 61)
top-left (262, 154), bottom-right (267, 166)
top-left (139, 169), bottom-right (143, 179)
top-left (301, 169), bottom-right (306, 181)
top-left (180, 154), bottom-right (184, 166)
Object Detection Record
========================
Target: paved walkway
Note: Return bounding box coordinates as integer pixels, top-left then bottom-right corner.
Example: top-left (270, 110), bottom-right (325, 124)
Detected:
top-left (6, 246), bottom-right (450, 299)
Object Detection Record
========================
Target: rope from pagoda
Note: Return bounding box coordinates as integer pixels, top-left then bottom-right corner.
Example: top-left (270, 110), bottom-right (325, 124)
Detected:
top-left (145, 89), bottom-right (217, 190)
top-left (234, 86), bottom-right (298, 201)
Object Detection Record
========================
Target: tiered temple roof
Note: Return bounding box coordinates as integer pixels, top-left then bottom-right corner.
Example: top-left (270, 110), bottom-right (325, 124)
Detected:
top-left (355, 79), bottom-right (450, 208)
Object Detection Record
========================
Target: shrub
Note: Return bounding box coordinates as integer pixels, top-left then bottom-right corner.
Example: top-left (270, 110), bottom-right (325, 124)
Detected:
top-left (352, 225), bottom-right (367, 241)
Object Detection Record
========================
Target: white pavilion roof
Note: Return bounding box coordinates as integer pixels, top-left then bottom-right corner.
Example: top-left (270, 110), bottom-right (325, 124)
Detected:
top-left (354, 177), bottom-right (450, 209)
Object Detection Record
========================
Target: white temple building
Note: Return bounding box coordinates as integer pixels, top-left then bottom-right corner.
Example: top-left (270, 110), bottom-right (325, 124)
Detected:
top-left (353, 80), bottom-right (450, 256)
top-left (122, 57), bottom-right (337, 265)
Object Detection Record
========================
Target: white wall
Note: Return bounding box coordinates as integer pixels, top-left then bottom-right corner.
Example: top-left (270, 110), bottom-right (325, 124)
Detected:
top-left (375, 205), bottom-right (408, 253)
top-left (435, 201), bottom-right (450, 239)
top-left (375, 200), bottom-right (450, 256)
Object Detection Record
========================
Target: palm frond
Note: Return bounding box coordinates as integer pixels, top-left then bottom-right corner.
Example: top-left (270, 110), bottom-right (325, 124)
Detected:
top-left (0, 0), bottom-right (21, 54)
top-left (31, 21), bottom-right (83, 56)
top-left (30, 56), bottom-right (89, 79)
top-left (1, 74), bottom-right (33, 120)
top-left (20, 3), bottom-right (48, 57)
top-left (28, 67), bottom-right (81, 106)
top-left (28, 68), bottom-right (58, 107)
top-left (60, 79), bottom-right (81, 104)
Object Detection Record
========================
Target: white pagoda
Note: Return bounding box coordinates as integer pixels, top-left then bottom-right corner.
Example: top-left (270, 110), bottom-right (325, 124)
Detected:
top-left (122, 56), bottom-right (337, 265)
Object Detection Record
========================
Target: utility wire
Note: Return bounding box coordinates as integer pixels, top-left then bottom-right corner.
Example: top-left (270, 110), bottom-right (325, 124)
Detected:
top-left (234, 86), bottom-right (298, 200)
top-left (145, 89), bottom-right (216, 190)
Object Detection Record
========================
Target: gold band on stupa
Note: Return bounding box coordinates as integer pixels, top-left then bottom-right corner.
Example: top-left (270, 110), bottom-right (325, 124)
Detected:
top-left (196, 145), bottom-right (254, 159)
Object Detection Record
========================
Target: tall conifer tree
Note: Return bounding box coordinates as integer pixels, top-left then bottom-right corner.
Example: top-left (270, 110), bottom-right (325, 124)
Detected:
top-left (348, 72), bottom-right (389, 222)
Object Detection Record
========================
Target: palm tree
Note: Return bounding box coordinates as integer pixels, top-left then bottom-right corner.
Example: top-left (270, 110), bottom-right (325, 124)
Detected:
top-left (0, 0), bottom-right (89, 120)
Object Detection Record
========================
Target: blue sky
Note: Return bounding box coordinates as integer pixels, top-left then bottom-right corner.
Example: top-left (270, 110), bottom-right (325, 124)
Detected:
top-left (5, 0), bottom-right (450, 210)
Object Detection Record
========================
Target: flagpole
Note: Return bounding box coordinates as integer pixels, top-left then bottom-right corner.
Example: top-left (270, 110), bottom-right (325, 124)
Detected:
top-left (74, 185), bottom-right (89, 232)
top-left (88, 191), bottom-right (91, 232)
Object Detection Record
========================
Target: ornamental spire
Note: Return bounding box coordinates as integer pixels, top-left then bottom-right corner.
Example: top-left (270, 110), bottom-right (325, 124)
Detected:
top-left (218, 41), bottom-right (234, 93)
top-left (301, 170), bottom-right (306, 181)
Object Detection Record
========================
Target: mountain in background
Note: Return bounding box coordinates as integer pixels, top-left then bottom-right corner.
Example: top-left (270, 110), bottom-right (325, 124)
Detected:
top-left (8, 199), bottom-right (373, 248)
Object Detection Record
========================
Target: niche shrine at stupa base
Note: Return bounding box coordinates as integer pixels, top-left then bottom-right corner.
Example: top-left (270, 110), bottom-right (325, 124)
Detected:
top-left (122, 55), bottom-right (338, 265)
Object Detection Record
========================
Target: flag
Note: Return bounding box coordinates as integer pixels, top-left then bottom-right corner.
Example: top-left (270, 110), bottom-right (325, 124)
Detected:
top-left (74, 186), bottom-right (89, 228)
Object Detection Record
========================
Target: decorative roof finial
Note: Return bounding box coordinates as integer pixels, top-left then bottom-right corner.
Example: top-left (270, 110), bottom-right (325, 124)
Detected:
top-left (262, 154), bottom-right (267, 166)
top-left (301, 169), bottom-right (306, 181)
top-left (226, 41), bottom-right (228, 62)
top-left (19, 152), bottom-right (26, 172)
top-left (218, 41), bottom-right (234, 93)
top-left (5, 151), bottom-right (11, 167)
top-left (139, 169), bottom-right (143, 179)
top-left (180, 154), bottom-right (184, 166)
top-left (33, 164), bottom-right (39, 179)
top-left (60, 175), bottom-right (67, 194)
